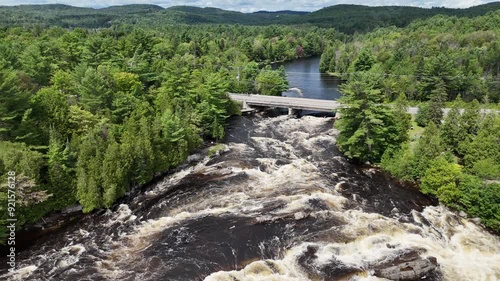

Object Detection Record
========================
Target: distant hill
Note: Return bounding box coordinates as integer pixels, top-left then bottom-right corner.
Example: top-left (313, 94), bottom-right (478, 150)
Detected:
top-left (253, 10), bottom-right (310, 15)
top-left (0, 2), bottom-right (498, 32)
top-left (100, 4), bottom-right (164, 14)
top-left (291, 3), bottom-right (500, 33)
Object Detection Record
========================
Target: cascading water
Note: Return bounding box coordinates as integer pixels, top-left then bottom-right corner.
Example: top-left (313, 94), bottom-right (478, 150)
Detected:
top-left (1, 114), bottom-right (499, 281)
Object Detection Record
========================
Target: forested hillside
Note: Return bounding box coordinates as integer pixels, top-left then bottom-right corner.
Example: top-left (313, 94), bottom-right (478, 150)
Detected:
top-left (0, 3), bottom-right (498, 33)
top-left (0, 24), bottom-right (333, 241)
top-left (320, 11), bottom-right (499, 103)
top-left (293, 3), bottom-right (500, 33)
top-left (326, 11), bottom-right (500, 231)
top-left (0, 2), bottom-right (499, 243)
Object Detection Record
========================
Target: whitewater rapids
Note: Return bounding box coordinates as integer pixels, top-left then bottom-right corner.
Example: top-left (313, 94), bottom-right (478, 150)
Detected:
top-left (2, 115), bottom-right (499, 281)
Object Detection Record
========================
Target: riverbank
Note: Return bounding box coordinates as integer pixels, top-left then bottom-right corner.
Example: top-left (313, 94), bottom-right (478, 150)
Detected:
top-left (3, 113), bottom-right (499, 281)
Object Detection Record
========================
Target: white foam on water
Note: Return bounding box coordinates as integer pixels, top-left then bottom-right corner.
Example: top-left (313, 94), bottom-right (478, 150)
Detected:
top-left (12, 265), bottom-right (38, 281)
top-left (205, 204), bottom-right (500, 281)
top-left (13, 115), bottom-right (499, 281)
top-left (99, 208), bottom-right (235, 279)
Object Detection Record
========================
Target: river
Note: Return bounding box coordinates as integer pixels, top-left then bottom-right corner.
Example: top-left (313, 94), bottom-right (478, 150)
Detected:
top-left (1, 58), bottom-right (499, 281)
top-left (276, 57), bottom-right (342, 100)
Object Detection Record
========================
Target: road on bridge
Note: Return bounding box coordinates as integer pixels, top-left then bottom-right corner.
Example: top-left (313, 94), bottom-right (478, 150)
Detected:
top-left (229, 93), bottom-right (342, 112)
top-left (229, 93), bottom-right (500, 116)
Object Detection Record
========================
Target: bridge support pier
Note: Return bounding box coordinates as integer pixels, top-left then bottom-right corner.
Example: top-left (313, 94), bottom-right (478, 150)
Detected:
top-left (288, 108), bottom-right (297, 116)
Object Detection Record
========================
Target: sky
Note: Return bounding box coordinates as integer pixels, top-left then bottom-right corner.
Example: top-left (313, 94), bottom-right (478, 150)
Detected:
top-left (0, 0), bottom-right (495, 12)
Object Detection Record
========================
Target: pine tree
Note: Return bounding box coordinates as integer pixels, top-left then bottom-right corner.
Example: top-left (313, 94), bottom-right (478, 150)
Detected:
top-left (427, 80), bottom-right (447, 126)
top-left (102, 138), bottom-right (126, 208)
top-left (336, 72), bottom-right (400, 163)
top-left (412, 122), bottom-right (444, 179)
top-left (393, 93), bottom-right (411, 144)
top-left (353, 50), bottom-right (375, 72)
top-left (441, 97), bottom-right (463, 153)
top-left (255, 66), bottom-right (289, 96)
top-left (47, 130), bottom-right (76, 209)
top-left (76, 130), bottom-right (105, 212)
top-left (0, 66), bottom-right (30, 141)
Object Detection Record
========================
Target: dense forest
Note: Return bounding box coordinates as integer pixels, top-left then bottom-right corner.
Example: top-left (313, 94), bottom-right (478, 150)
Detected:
top-left (0, 24), bottom-right (334, 241)
top-left (0, 3), bottom-right (499, 33)
top-left (331, 12), bottom-right (499, 231)
top-left (0, 3), bottom-right (499, 243)
top-left (320, 11), bottom-right (500, 103)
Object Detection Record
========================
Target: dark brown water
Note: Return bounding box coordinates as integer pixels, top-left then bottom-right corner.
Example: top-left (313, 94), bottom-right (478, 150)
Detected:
top-left (2, 114), bottom-right (499, 281)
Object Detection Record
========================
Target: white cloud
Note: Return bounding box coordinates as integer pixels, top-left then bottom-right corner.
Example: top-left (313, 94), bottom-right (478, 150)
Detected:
top-left (0, 0), bottom-right (494, 10)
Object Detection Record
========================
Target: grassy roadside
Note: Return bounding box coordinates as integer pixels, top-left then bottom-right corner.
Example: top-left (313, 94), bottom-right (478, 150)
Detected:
top-left (408, 115), bottom-right (425, 147)
top-left (404, 100), bottom-right (500, 110)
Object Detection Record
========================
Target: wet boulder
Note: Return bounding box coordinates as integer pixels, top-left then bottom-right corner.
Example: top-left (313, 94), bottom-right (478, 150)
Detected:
top-left (297, 245), bottom-right (363, 280)
top-left (372, 250), bottom-right (441, 280)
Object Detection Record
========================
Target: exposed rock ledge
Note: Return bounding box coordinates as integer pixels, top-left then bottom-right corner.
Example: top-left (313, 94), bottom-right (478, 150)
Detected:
top-left (297, 245), bottom-right (441, 281)
top-left (372, 250), bottom-right (441, 280)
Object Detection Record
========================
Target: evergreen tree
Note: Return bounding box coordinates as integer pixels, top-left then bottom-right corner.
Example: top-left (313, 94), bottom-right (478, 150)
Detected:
top-left (353, 50), bottom-right (375, 72)
top-left (102, 138), bottom-right (126, 207)
top-left (421, 157), bottom-right (462, 208)
top-left (412, 122), bottom-right (444, 178)
top-left (336, 72), bottom-right (400, 163)
top-left (393, 93), bottom-right (411, 144)
top-left (0, 66), bottom-right (30, 141)
top-left (76, 130), bottom-right (105, 212)
top-left (441, 97), bottom-right (463, 153)
top-left (47, 130), bottom-right (76, 209)
top-left (427, 80), bottom-right (447, 126)
top-left (255, 66), bottom-right (289, 96)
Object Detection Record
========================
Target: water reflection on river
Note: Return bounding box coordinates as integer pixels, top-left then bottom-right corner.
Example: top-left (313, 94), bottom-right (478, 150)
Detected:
top-left (275, 57), bottom-right (343, 100)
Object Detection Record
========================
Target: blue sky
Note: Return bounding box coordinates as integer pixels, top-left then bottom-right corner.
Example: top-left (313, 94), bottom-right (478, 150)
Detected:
top-left (0, 0), bottom-right (495, 12)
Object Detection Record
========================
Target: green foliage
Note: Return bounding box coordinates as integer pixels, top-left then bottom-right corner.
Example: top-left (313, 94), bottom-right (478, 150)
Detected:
top-left (0, 3), bottom-right (497, 34)
top-left (353, 50), bottom-right (375, 72)
top-left (256, 66), bottom-right (289, 96)
top-left (470, 158), bottom-right (500, 180)
top-left (0, 66), bottom-right (31, 141)
top-left (441, 100), bottom-right (462, 153)
top-left (420, 157), bottom-right (462, 206)
top-left (76, 130), bottom-right (106, 212)
top-left (319, 11), bottom-right (500, 102)
top-left (0, 142), bottom-right (49, 241)
top-left (383, 108), bottom-right (500, 231)
top-left (46, 130), bottom-right (77, 209)
top-left (462, 113), bottom-right (500, 168)
top-left (336, 72), bottom-right (401, 163)
top-left (380, 143), bottom-right (414, 181)
top-left (415, 103), bottom-right (431, 127)
top-left (393, 93), bottom-right (411, 144)
top-left (426, 81), bottom-right (447, 125)
top-left (412, 122), bottom-right (445, 179)
top-left (459, 182), bottom-right (500, 230)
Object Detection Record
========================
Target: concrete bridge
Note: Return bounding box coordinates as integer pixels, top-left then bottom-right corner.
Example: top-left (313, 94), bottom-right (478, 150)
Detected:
top-left (229, 93), bottom-right (500, 116)
top-left (229, 93), bottom-right (343, 115)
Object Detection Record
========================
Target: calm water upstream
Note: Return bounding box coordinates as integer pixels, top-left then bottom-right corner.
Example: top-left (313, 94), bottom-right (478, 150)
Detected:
top-left (1, 59), bottom-right (499, 281)
top-left (275, 57), bottom-right (342, 100)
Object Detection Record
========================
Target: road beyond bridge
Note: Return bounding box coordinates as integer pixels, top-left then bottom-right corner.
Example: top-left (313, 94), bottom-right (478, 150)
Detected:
top-left (229, 93), bottom-right (500, 116)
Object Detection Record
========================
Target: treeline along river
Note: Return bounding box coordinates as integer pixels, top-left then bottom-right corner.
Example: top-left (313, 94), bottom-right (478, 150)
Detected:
top-left (0, 58), bottom-right (499, 281)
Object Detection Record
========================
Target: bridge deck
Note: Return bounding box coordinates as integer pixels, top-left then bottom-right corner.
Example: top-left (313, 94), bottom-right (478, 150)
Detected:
top-left (229, 93), bottom-right (342, 112)
top-left (229, 93), bottom-right (500, 115)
